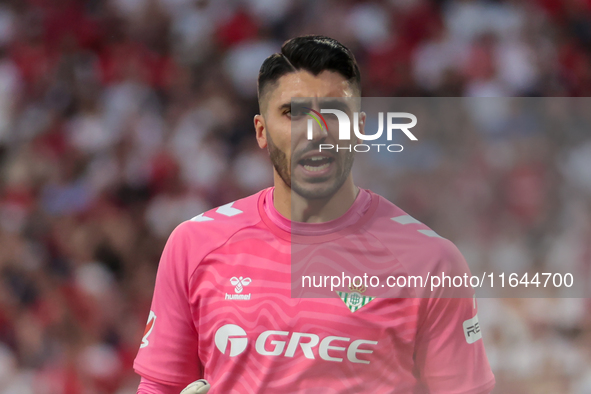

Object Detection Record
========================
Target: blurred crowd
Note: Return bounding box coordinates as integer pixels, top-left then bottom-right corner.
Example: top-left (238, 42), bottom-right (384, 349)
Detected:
top-left (356, 97), bottom-right (591, 393)
top-left (0, 0), bottom-right (590, 393)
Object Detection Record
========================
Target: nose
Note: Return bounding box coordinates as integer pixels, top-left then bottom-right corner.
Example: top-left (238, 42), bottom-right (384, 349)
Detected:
top-left (306, 116), bottom-right (329, 142)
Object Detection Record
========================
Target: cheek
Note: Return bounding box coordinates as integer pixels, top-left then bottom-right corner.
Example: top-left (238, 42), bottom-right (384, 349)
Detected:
top-left (268, 124), bottom-right (292, 156)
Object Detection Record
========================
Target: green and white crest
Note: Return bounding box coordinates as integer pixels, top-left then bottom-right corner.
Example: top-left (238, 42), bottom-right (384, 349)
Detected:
top-left (336, 291), bottom-right (375, 313)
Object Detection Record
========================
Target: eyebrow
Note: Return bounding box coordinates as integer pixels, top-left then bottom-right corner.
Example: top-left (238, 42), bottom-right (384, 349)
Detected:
top-left (278, 98), bottom-right (353, 111)
top-left (278, 100), bottom-right (313, 111)
top-left (318, 99), bottom-right (352, 112)
top-left (278, 103), bottom-right (291, 112)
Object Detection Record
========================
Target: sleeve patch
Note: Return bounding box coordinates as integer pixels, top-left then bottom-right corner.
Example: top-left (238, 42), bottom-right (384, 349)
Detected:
top-left (140, 311), bottom-right (157, 348)
top-left (463, 315), bottom-right (482, 344)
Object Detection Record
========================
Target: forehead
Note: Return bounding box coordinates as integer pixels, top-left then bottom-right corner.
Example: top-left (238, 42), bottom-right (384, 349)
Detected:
top-left (268, 70), bottom-right (355, 107)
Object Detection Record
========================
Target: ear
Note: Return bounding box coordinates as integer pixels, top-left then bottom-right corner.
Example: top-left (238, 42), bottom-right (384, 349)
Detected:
top-left (356, 111), bottom-right (366, 144)
top-left (254, 114), bottom-right (267, 149)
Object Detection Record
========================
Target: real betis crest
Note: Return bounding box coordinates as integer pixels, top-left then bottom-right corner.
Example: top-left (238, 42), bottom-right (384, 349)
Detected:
top-left (337, 284), bottom-right (375, 313)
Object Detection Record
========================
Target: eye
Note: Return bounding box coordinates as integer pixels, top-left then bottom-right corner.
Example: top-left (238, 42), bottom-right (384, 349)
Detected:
top-left (289, 106), bottom-right (306, 118)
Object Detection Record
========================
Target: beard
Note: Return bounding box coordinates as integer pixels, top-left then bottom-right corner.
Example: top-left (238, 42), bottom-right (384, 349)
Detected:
top-left (266, 131), bottom-right (355, 200)
top-left (267, 131), bottom-right (291, 188)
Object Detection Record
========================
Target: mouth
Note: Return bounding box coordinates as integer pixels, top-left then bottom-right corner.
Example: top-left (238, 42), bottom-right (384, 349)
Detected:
top-left (295, 153), bottom-right (336, 178)
top-left (298, 156), bottom-right (335, 172)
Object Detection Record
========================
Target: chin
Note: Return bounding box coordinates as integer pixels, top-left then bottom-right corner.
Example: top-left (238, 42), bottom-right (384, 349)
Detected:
top-left (291, 179), bottom-right (343, 200)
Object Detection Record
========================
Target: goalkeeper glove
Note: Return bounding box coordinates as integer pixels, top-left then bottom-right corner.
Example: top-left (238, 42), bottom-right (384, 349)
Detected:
top-left (180, 379), bottom-right (210, 394)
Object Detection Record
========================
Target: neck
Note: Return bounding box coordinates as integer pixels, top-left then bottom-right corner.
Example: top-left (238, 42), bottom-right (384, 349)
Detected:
top-left (272, 173), bottom-right (359, 223)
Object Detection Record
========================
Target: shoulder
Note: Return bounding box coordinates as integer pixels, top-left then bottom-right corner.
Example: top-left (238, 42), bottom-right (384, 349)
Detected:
top-left (364, 192), bottom-right (469, 276)
top-left (165, 189), bottom-right (266, 257)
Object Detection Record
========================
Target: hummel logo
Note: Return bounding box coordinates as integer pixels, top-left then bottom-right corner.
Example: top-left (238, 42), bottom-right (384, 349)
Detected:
top-left (230, 276), bottom-right (252, 293)
top-left (225, 277), bottom-right (252, 301)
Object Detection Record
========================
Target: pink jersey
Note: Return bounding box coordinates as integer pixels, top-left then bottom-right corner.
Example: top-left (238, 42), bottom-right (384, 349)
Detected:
top-left (134, 188), bottom-right (495, 393)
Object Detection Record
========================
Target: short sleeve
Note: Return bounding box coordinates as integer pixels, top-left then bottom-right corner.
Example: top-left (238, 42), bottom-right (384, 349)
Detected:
top-left (415, 296), bottom-right (495, 393)
top-left (137, 376), bottom-right (185, 394)
top-left (134, 223), bottom-right (202, 384)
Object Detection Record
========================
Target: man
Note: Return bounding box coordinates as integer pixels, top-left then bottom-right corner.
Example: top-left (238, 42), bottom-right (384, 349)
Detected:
top-left (134, 35), bottom-right (495, 393)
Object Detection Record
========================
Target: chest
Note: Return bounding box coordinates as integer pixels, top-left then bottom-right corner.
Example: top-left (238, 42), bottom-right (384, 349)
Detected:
top-left (192, 252), bottom-right (421, 361)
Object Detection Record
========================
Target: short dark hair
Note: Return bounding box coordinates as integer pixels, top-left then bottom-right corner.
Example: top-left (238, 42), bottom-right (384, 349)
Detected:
top-left (257, 35), bottom-right (361, 107)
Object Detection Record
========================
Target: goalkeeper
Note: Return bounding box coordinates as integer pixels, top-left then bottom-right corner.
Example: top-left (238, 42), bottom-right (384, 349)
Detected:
top-left (134, 35), bottom-right (495, 394)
